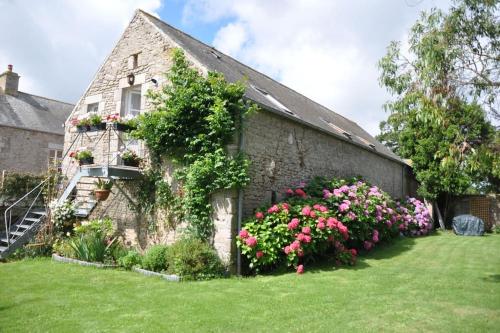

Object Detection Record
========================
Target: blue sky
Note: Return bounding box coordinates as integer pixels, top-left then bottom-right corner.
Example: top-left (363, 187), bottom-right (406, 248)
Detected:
top-left (0, 0), bottom-right (452, 135)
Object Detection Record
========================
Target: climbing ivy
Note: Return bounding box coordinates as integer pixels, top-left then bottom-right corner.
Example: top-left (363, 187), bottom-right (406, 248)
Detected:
top-left (134, 49), bottom-right (255, 239)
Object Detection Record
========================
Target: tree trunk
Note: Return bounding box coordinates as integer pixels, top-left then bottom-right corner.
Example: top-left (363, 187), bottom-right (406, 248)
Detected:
top-left (434, 201), bottom-right (446, 229)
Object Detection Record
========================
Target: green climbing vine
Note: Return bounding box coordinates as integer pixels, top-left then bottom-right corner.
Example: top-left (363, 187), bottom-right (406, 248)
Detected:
top-left (133, 49), bottom-right (255, 239)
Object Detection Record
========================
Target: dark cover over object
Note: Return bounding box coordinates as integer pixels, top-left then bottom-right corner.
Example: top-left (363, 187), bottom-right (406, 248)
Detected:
top-left (452, 214), bottom-right (484, 236)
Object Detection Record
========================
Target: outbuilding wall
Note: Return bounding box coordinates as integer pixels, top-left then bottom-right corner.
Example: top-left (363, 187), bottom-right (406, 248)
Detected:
top-left (241, 110), bottom-right (414, 217)
top-left (0, 125), bottom-right (63, 174)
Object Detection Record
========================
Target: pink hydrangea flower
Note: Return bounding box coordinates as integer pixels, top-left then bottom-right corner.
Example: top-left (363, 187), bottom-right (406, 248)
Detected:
top-left (256, 251), bottom-right (264, 259)
top-left (347, 212), bottom-right (357, 220)
top-left (302, 226), bottom-right (311, 234)
top-left (363, 241), bottom-right (373, 250)
top-left (340, 185), bottom-right (350, 193)
top-left (245, 236), bottom-right (257, 248)
top-left (284, 246), bottom-right (291, 254)
top-left (327, 217), bottom-right (338, 229)
top-left (323, 189), bottom-right (333, 199)
top-left (333, 188), bottom-right (343, 197)
top-left (286, 188), bottom-right (294, 196)
top-left (319, 205), bottom-right (328, 212)
top-left (287, 218), bottom-right (300, 230)
top-left (290, 240), bottom-right (301, 251)
top-left (295, 188), bottom-right (307, 198)
top-left (296, 233), bottom-right (305, 242)
top-left (255, 212), bottom-right (264, 219)
top-left (339, 200), bottom-right (351, 212)
top-left (372, 229), bottom-right (379, 243)
top-left (281, 203), bottom-right (290, 211)
top-left (301, 206), bottom-right (312, 216)
top-left (317, 221), bottom-right (325, 229)
top-left (350, 248), bottom-right (357, 257)
top-left (303, 235), bottom-right (312, 243)
top-left (239, 229), bottom-right (249, 239)
top-left (267, 205), bottom-right (280, 214)
top-left (296, 265), bottom-right (304, 274)
top-left (309, 211), bottom-right (317, 218)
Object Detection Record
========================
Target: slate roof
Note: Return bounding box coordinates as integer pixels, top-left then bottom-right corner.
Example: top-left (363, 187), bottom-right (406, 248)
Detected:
top-left (0, 91), bottom-right (73, 135)
top-left (140, 10), bottom-right (403, 163)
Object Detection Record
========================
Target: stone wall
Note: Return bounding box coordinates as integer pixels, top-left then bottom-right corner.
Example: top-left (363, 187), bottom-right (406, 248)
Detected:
top-left (61, 12), bottom-right (237, 264)
top-left (0, 125), bottom-right (63, 174)
top-left (241, 110), bottom-right (412, 218)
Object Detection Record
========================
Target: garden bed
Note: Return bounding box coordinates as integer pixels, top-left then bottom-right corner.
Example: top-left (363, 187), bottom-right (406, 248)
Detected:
top-left (133, 267), bottom-right (180, 282)
top-left (52, 253), bottom-right (117, 269)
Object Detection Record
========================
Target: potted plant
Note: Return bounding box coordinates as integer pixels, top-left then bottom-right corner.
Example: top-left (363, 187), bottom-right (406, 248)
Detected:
top-left (119, 149), bottom-right (141, 167)
top-left (89, 113), bottom-right (106, 131)
top-left (70, 148), bottom-right (94, 165)
top-left (70, 115), bottom-right (91, 132)
top-left (94, 178), bottom-right (113, 201)
top-left (106, 113), bottom-right (137, 132)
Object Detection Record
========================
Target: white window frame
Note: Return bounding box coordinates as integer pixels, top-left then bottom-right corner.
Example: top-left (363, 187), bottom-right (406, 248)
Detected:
top-left (121, 86), bottom-right (142, 118)
top-left (87, 102), bottom-right (99, 113)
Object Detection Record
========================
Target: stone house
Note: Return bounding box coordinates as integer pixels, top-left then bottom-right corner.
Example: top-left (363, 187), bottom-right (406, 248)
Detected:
top-left (61, 10), bottom-right (417, 269)
top-left (0, 65), bottom-right (74, 175)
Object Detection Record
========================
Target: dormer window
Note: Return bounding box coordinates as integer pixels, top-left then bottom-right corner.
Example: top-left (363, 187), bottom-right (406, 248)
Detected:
top-left (122, 86), bottom-right (141, 117)
top-left (320, 117), bottom-right (352, 139)
top-left (356, 135), bottom-right (377, 150)
top-left (251, 85), bottom-right (295, 116)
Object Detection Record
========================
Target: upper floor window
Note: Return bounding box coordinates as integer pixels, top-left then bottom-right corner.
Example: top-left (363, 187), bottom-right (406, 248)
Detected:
top-left (48, 148), bottom-right (63, 170)
top-left (87, 102), bottom-right (99, 113)
top-left (122, 86), bottom-right (141, 117)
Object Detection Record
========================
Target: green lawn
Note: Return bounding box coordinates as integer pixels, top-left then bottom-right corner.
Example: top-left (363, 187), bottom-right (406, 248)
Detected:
top-left (1, 232), bottom-right (499, 332)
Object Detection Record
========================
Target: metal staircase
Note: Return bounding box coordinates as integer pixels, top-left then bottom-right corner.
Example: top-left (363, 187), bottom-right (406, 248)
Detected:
top-left (0, 124), bottom-right (143, 259)
top-left (0, 180), bottom-right (48, 259)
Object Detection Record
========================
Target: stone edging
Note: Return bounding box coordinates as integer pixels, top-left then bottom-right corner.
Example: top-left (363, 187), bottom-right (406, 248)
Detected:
top-left (52, 253), bottom-right (118, 268)
top-left (133, 267), bottom-right (180, 282)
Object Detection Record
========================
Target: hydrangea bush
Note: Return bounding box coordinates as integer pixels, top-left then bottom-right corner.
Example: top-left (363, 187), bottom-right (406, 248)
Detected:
top-left (237, 177), bottom-right (432, 274)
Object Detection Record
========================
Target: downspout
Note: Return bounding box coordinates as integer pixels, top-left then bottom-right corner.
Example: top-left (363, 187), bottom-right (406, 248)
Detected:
top-left (236, 109), bottom-right (245, 276)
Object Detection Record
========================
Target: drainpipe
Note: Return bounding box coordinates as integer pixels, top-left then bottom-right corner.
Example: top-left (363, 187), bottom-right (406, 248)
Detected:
top-left (236, 110), bottom-right (245, 276)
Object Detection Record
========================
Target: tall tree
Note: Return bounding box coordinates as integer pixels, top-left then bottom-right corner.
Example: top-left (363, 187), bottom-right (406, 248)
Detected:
top-left (377, 0), bottom-right (499, 207)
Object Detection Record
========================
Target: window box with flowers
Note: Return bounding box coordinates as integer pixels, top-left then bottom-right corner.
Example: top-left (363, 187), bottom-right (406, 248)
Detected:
top-left (119, 149), bottom-right (141, 167)
top-left (106, 113), bottom-right (137, 132)
top-left (69, 148), bottom-right (94, 165)
top-left (88, 113), bottom-right (106, 131)
top-left (70, 115), bottom-right (91, 133)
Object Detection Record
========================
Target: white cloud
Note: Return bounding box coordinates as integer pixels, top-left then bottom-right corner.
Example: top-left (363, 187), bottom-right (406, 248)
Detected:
top-left (183, 0), bottom-right (452, 135)
top-left (0, 0), bottom-right (162, 103)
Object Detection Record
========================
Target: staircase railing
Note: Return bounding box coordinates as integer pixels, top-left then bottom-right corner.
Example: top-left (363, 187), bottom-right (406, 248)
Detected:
top-left (3, 179), bottom-right (48, 249)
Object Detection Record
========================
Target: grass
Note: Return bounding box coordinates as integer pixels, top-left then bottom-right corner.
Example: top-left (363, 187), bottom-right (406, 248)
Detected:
top-left (1, 231), bottom-right (499, 332)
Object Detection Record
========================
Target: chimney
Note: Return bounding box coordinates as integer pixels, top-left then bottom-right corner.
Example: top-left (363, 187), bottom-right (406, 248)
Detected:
top-left (0, 64), bottom-right (20, 96)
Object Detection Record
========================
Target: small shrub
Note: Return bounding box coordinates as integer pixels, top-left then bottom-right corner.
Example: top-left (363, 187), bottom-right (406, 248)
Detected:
top-left (59, 218), bottom-right (120, 263)
top-left (166, 238), bottom-right (226, 280)
top-left (142, 245), bottom-right (169, 272)
top-left (118, 250), bottom-right (142, 270)
top-left (52, 238), bottom-right (75, 258)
